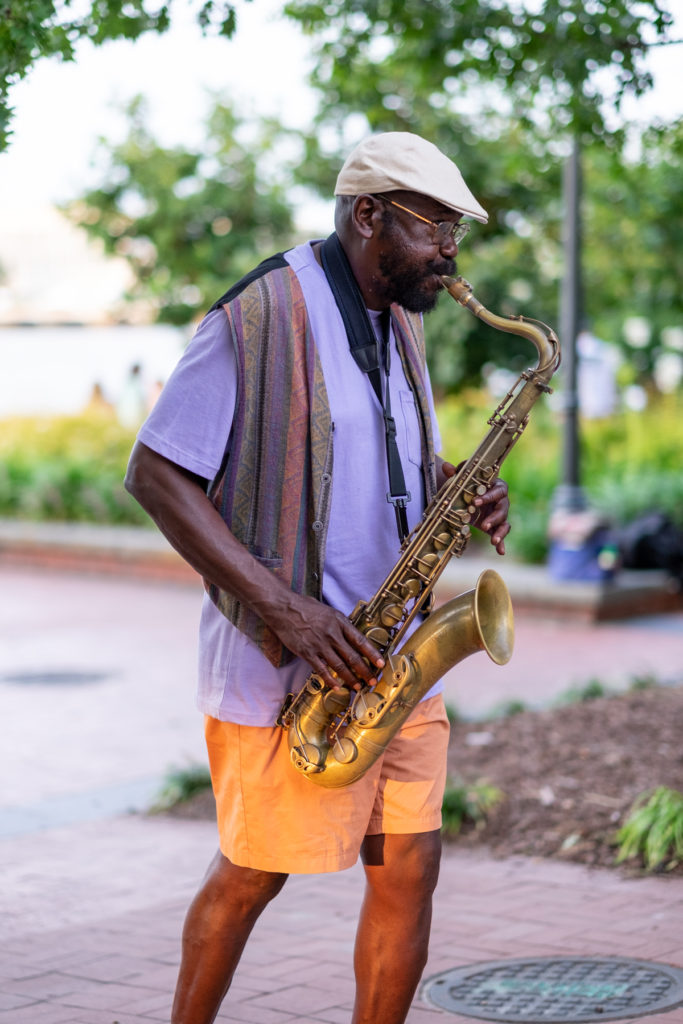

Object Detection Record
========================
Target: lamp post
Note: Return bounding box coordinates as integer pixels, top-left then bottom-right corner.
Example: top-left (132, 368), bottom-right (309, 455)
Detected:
top-left (552, 136), bottom-right (588, 514)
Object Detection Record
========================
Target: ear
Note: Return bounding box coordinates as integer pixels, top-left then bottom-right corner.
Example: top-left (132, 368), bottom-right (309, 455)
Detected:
top-left (352, 194), bottom-right (382, 239)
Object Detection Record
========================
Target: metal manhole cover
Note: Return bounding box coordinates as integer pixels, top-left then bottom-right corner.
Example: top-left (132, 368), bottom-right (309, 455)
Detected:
top-left (423, 956), bottom-right (683, 1022)
top-left (1, 670), bottom-right (112, 685)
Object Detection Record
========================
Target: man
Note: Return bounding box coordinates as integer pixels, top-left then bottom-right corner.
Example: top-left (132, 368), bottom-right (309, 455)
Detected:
top-left (125, 131), bottom-right (510, 1024)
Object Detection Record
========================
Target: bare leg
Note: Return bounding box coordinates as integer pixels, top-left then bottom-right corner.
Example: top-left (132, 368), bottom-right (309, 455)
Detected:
top-left (171, 850), bottom-right (288, 1024)
top-left (352, 830), bottom-right (442, 1024)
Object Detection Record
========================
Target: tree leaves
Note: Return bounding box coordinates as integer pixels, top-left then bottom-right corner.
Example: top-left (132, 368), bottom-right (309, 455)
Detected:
top-left (61, 97), bottom-right (295, 323)
top-left (0, 0), bottom-right (247, 150)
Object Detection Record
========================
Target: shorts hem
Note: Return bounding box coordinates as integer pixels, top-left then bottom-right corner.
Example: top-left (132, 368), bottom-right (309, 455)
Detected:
top-left (218, 835), bottom-right (361, 875)
top-left (365, 813), bottom-right (443, 836)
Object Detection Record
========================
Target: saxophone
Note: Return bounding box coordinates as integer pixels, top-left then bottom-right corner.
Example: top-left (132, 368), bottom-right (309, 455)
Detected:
top-left (277, 276), bottom-right (561, 788)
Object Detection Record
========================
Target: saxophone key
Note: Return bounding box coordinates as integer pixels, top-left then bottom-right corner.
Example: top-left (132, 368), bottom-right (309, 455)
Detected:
top-left (332, 737), bottom-right (358, 764)
top-left (433, 532), bottom-right (452, 550)
top-left (291, 744), bottom-right (325, 773)
top-left (365, 626), bottom-right (391, 646)
top-left (401, 577), bottom-right (422, 597)
top-left (352, 689), bottom-right (388, 727)
top-left (380, 603), bottom-right (404, 627)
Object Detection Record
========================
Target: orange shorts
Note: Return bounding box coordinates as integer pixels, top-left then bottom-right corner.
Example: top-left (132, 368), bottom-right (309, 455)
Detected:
top-left (205, 693), bottom-right (449, 874)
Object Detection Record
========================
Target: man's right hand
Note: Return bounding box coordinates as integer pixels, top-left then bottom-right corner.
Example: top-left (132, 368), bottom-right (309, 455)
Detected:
top-left (258, 590), bottom-right (384, 692)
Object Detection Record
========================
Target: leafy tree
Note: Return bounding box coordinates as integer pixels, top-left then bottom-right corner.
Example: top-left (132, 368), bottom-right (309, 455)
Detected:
top-left (284, 0), bottom-right (673, 145)
top-left (62, 98), bottom-right (295, 324)
top-left (584, 119), bottom-right (683, 377)
top-left (283, 0), bottom-right (679, 393)
top-left (0, 0), bottom-right (247, 150)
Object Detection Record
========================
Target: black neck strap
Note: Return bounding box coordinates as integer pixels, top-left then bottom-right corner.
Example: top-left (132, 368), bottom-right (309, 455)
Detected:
top-left (320, 233), bottom-right (410, 543)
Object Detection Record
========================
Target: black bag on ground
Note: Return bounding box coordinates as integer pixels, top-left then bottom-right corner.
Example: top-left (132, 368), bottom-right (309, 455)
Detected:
top-left (616, 512), bottom-right (683, 585)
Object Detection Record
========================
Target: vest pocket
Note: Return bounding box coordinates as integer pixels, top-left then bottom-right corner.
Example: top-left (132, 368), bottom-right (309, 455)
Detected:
top-left (399, 390), bottom-right (422, 467)
top-left (248, 548), bottom-right (283, 570)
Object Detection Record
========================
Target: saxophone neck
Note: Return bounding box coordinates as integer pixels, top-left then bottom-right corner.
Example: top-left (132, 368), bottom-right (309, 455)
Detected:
top-left (441, 275), bottom-right (561, 380)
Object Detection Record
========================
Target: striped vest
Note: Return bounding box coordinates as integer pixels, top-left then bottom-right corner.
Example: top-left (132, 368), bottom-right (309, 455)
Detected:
top-left (205, 259), bottom-right (437, 667)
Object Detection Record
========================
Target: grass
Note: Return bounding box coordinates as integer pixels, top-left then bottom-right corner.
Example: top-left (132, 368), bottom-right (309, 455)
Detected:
top-left (616, 787), bottom-right (683, 872)
top-left (150, 764), bottom-right (212, 812)
top-left (554, 679), bottom-right (610, 706)
top-left (441, 779), bottom-right (503, 836)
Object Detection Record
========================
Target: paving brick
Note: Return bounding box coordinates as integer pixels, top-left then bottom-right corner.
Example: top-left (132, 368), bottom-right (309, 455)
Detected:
top-left (0, 990), bottom-right (38, 1012)
top-left (0, 1004), bottom-right (76, 1022)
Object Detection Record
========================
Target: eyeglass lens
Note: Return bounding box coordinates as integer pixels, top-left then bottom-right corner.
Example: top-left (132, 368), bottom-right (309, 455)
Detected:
top-left (435, 222), bottom-right (469, 245)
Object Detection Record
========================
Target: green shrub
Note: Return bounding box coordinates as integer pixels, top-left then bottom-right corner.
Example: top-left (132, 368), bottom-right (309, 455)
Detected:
top-left (444, 702), bottom-right (460, 724)
top-left (441, 778), bottom-right (503, 836)
top-left (555, 679), bottom-right (610, 705)
top-left (439, 393), bottom-right (683, 561)
top-left (491, 698), bottom-right (528, 718)
top-left (0, 414), bottom-right (149, 526)
top-left (1, 392), bottom-right (682, 546)
top-left (616, 787), bottom-right (683, 871)
top-left (151, 764), bottom-right (212, 812)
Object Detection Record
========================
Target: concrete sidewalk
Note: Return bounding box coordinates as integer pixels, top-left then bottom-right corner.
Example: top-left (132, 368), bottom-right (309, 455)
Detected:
top-left (1, 544), bottom-right (683, 1023)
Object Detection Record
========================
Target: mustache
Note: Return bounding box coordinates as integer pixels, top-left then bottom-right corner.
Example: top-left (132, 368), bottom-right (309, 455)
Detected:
top-left (428, 257), bottom-right (456, 277)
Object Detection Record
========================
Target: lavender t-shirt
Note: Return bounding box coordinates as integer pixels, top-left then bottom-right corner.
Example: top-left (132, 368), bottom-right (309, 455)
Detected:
top-left (138, 241), bottom-right (442, 725)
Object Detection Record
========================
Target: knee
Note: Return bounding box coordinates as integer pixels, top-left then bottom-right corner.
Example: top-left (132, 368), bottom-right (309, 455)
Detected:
top-left (364, 831), bottom-right (442, 902)
top-left (204, 851), bottom-right (288, 915)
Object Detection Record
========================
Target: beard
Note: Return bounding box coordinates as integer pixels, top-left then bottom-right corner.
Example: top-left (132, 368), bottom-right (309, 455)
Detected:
top-left (376, 218), bottom-right (456, 313)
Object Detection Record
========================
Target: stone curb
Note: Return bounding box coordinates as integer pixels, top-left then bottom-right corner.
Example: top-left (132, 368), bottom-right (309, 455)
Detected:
top-left (1, 517), bottom-right (681, 619)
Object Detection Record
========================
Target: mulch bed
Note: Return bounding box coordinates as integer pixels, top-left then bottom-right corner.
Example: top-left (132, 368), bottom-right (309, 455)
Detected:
top-left (446, 684), bottom-right (683, 874)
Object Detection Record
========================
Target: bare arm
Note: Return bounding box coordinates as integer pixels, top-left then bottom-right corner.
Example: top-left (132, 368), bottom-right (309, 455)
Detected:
top-left (125, 441), bottom-right (384, 689)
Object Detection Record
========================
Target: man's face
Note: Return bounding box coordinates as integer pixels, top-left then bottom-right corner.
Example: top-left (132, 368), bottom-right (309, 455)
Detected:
top-left (373, 194), bottom-right (460, 314)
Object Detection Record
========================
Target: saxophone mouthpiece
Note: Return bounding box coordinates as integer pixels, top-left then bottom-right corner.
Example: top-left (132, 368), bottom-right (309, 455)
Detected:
top-left (441, 275), bottom-right (474, 307)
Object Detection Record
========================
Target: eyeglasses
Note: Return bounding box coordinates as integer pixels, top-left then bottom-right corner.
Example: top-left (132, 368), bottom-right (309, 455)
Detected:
top-left (376, 195), bottom-right (470, 246)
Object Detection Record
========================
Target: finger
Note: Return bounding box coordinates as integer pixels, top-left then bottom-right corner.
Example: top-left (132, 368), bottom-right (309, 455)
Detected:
top-left (473, 481), bottom-right (508, 506)
top-left (313, 641), bottom-right (378, 691)
top-left (342, 625), bottom-right (385, 671)
top-left (490, 521), bottom-right (511, 554)
top-left (312, 658), bottom-right (349, 691)
top-left (478, 500), bottom-right (510, 534)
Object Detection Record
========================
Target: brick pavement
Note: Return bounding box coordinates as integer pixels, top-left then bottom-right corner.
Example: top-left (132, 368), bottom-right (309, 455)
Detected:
top-left (2, 559), bottom-right (683, 1023)
top-left (2, 815), bottom-right (683, 1024)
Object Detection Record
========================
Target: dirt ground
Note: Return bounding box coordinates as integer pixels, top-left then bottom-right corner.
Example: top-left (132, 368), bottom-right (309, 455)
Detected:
top-left (165, 684), bottom-right (683, 876)
top-left (446, 684), bottom-right (683, 874)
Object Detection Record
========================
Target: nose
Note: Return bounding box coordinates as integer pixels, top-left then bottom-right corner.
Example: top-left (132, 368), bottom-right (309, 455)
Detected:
top-left (438, 234), bottom-right (458, 257)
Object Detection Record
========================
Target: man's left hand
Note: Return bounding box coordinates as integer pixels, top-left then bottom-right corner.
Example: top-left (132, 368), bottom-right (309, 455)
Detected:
top-left (439, 459), bottom-right (510, 555)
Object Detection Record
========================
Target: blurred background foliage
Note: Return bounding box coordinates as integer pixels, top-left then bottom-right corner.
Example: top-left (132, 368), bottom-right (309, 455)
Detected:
top-left (2, 395), bottom-right (681, 564)
top-left (0, 413), bottom-right (146, 525)
top-left (53, 0), bottom-right (682, 393)
top-left (3, 0), bottom-right (683, 556)
top-left (0, 0), bottom-right (246, 150)
top-left (61, 99), bottom-right (295, 325)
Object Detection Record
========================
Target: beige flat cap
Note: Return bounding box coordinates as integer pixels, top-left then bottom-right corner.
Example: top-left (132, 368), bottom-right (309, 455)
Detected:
top-left (335, 131), bottom-right (488, 224)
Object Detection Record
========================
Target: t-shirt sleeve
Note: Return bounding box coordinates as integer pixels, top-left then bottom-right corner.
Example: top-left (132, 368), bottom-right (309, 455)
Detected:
top-left (137, 307), bottom-right (237, 481)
